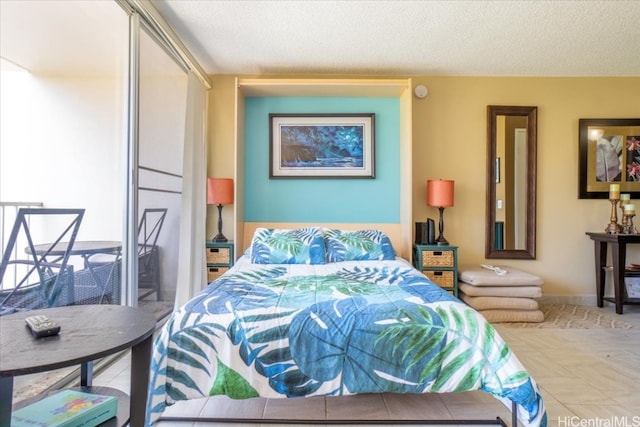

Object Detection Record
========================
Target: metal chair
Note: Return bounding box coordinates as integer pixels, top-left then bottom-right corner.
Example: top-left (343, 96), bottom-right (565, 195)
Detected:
top-left (71, 241), bottom-right (123, 305)
top-left (86, 208), bottom-right (167, 301)
top-left (137, 208), bottom-right (167, 301)
top-left (0, 208), bottom-right (84, 316)
top-left (74, 258), bottom-right (122, 305)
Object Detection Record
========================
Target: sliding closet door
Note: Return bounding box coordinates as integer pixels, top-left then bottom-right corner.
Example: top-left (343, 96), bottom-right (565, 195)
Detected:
top-left (136, 26), bottom-right (188, 317)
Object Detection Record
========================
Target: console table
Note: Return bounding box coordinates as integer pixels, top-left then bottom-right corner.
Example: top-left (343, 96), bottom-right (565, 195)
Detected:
top-left (586, 232), bottom-right (640, 314)
top-left (0, 304), bottom-right (156, 426)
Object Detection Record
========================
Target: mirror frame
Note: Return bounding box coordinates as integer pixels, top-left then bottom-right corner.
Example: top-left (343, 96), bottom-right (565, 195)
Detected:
top-left (485, 105), bottom-right (537, 259)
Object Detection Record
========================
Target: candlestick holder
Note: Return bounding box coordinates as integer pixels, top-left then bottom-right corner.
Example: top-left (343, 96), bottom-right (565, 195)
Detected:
top-left (623, 212), bottom-right (637, 234)
top-left (620, 203), bottom-right (629, 229)
top-left (605, 199), bottom-right (622, 234)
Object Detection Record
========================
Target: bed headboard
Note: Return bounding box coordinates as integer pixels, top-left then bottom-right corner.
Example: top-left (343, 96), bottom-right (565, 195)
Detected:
top-left (241, 222), bottom-right (406, 260)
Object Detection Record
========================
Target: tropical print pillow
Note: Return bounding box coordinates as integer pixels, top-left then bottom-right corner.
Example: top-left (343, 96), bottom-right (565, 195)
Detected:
top-left (250, 227), bottom-right (326, 264)
top-left (323, 229), bottom-right (396, 262)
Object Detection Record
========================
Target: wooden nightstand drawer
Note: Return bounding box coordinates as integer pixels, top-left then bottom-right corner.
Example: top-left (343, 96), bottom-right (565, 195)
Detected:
top-left (424, 270), bottom-right (454, 287)
top-left (207, 266), bottom-right (230, 282)
top-left (206, 247), bottom-right (231, 265)
top-left (421, 250), bottom-right (454, 268)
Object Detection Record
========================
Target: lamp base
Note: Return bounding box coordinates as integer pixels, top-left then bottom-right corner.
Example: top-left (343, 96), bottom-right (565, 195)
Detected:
top-left (212, 204), bottom-right (228, 242)
top-left (211, 233), bottom-right (228, 242)
top-left (435, 206), bottom-right (449, 246)
top-left (435, 236), bottom-right (449, 246)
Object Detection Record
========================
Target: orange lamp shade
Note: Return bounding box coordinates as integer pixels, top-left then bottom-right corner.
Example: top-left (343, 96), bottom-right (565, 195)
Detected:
top-left (207, 178), bottom-right (234, 205)
top-left (426, 179), bottom-right (454, 207)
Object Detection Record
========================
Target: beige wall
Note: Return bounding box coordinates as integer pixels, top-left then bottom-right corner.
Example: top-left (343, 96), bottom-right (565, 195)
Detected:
top-left (207, 75), bottom-right (237, 242)
top-left (208, 75), bottom-right (640, 301)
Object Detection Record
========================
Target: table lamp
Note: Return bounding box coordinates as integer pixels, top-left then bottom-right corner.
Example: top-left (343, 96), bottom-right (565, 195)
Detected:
top-left (427, 179), bottom-right (455, 246)
top-left (207, 178), bottom-right (234, 242)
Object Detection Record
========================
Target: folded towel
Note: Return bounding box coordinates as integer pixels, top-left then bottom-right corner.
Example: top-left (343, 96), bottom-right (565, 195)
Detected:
top-left (459, 282), bottom-right (542, 298)
top-left (459, 292), bottom-right (539, 310)
top-left (478, 309), bottom-right (545, 323)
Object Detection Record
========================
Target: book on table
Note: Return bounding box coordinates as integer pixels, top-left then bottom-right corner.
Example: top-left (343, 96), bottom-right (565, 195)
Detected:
top-left (11, 389), bottom-right (117, 427)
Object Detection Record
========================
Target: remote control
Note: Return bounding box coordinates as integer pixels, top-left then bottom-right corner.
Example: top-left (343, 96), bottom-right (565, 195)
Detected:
top-left (25, 315), bottom-right (61, 338)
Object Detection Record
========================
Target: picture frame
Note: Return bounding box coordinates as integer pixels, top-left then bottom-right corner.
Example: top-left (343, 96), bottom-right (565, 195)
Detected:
top-left (269, 113), bottom-right (375, 178)
top-left (579, 118), bottom-right (640, 199)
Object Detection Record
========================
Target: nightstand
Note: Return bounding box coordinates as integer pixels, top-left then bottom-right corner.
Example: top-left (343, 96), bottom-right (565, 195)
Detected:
top-left (206, 241), bottom-right (234, 283)
top-left (412, 244), bottom-right (458, 297)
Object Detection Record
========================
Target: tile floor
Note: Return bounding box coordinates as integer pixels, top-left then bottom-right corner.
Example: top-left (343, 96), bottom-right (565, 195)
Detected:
top-left (89, 303), bottom-right (640, 427)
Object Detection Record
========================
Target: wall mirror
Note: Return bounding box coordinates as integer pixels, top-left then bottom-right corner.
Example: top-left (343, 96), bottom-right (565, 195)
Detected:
top-left (485, 105), bottom-right (537, 259)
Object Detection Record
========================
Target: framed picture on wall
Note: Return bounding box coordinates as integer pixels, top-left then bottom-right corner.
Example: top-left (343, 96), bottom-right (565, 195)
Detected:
top-left (269, 113), bottom-right (375, 178)
top-left (579, 118), bottom-right (640, 199)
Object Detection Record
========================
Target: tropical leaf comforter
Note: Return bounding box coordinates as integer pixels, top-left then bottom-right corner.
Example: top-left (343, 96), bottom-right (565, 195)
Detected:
top-left (146, 257), bottom-right (547, 426)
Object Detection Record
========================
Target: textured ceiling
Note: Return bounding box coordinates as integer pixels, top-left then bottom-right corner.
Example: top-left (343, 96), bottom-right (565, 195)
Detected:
top-left (1, 1), bottom-right (638, 77)
top-left (152, 0), bottom-right (640, 77)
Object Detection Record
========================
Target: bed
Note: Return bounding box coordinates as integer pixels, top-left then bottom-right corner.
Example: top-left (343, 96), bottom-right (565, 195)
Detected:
top-left (146, 228), bottom-right (547, 426)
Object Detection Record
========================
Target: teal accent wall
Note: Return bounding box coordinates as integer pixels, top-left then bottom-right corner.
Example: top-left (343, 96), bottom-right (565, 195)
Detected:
top-left (245, 97), bottom-right (400, 223)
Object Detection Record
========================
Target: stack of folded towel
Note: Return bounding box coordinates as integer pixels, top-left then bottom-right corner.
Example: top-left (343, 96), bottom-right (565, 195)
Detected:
top-left (458, 265), bottom-right (544, 323)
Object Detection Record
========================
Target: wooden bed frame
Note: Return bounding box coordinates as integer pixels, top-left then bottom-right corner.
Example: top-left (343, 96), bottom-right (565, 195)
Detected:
top-left (158, 401), bottom-right (518, 426)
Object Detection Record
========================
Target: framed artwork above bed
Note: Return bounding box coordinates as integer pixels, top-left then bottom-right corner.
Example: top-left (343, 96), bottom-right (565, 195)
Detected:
top-left (269, 113), bottom-right (375, 178)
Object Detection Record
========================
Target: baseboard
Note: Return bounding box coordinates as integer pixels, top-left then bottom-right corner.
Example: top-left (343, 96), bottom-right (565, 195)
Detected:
top-left (538, 295), bottom-right (598, 306)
